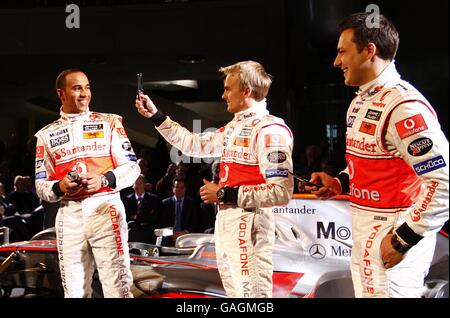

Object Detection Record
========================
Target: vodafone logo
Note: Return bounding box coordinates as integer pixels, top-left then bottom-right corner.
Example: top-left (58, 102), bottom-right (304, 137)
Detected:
top-left (36, 146), bottom-right (45, 159)
top-left (220, 164), bottom-right (229, 183)
top-left (73, 161), bottom-right (87, 174)
top-left (265, 134), bottom-right (286, 147)
top-left (348, 159), bottom-right (355, 180)
top-left (403, 118), bottom-right (415, 130)
top-left (395, 114), bottom-right (428, 140)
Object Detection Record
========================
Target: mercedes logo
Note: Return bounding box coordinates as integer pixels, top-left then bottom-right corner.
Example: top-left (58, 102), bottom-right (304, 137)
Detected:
top-left (309, 244), bottom-right (326, 259)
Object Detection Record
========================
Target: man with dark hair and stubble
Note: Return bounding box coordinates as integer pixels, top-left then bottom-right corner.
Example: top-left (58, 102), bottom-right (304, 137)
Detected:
top-left (306, 12), bottom-right (449, 297)
top-left (35, 69), bottom-right (140, 297)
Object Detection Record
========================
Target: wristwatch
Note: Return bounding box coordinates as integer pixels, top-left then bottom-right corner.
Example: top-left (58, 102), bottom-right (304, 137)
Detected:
top-left (100, 174), bottom-right (109, 188)
top-left (391, 232), bottom-right (410, 254)
top-left (216, 188), bottom-right (225, 202)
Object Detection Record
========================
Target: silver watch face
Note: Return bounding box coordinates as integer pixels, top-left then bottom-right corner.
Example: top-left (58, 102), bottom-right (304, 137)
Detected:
top-left (101, 175), bottom-right (108, 187)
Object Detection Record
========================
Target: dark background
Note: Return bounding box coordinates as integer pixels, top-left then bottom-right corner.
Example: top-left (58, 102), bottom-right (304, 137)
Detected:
top-left (0, 0), bottom-right (448, 168)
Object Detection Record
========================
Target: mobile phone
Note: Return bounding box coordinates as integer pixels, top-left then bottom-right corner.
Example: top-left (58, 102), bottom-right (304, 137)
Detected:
top-left (67, 171), bottom-right (80, 182)
top-left (137, 72), bottom-right (144, 95)
top-left (288, 171), bottom-right (323, 188)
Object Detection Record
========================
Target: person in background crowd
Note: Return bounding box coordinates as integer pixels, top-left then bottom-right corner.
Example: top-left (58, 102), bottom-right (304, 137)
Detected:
top-left (160, 178), bottom-right (201, 246)
top-left (124, 174), bottom-right (162, 244)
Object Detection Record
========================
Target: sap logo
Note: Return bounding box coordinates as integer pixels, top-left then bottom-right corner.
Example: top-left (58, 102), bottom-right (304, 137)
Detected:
top-left (317, 222), bottom-right (351, 240)
top-left (413, 155), bottom-right (446, 175)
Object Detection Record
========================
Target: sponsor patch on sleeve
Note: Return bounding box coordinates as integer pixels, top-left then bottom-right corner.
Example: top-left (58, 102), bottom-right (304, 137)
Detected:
top-left (122, 141), bottom-right (132, 151)
top-left (413, 155), bottom-right (446, 175)
top-left (126, 154), bottom-right (137, 162)
top-left (267, 151), bottom-right (287, 163)
top-left (395, 114), bottom-right (428, 139)
top-left (265, 134), bottom-right (286, 147)
top-left (407, 137), bottom-right (433, 157)
top-left (35, 171), bottom-right (47, 180)
top-left (117, 128), bottom-right (128, 138)
top-left (35, 159), bottom-right (44, 169)
top-left (347, 116), bottom-right (356, 128)
top-left (36, 146), bottom-right (45, 158)
top-left (265, 168), bottom-right (289, 178)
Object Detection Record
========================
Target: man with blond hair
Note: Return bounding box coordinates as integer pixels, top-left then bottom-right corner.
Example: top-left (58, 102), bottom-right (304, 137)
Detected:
top-left (135, 60), bottom-right (294, 297)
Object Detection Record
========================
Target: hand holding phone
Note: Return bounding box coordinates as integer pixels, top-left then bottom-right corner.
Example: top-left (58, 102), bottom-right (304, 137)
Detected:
top-left (288, 171), bottom-right (323, 188)
top-left (137, 72), bottom-right (144, 96)
top-left (67, 171), bottom-right (80, 183)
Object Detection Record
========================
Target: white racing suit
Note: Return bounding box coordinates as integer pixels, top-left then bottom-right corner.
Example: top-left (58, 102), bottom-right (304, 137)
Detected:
top-left (339, 62), bottom-right (449, 297)
top-left (153, 99), bottom-right (294, 297)
top-left (35, 108), bottom-right (140, 297)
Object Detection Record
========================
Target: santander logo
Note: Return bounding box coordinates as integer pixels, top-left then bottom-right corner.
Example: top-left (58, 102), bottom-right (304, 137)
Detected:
top-left (411, 181), bottom-right (439, 222)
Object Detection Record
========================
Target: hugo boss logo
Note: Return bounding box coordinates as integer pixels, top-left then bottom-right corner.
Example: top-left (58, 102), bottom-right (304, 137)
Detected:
top-left (408, 137), bottom-right (433, 156)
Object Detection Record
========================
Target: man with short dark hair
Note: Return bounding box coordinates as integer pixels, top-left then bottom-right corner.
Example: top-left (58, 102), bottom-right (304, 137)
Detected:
top-left (307, 13), bottom-right (449, 297)
top-left (124, 174), bottom-right (162, 244)
top-left (35, 69), bottom-right (140, 297)
top-left (160, 178), bottom-right (200, 246)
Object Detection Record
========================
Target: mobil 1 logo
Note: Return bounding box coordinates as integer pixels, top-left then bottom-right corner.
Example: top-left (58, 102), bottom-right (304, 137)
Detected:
top-left (317, 222), bottom-right (352, 257)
